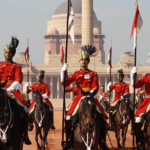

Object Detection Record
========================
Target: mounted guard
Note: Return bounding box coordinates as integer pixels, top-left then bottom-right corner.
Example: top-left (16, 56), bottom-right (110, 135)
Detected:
top-left (61, 45), bottom-right (108, 149)
top-left (25, 70), bottom-right (55, 130)
top-left (0, 37), bottom-right (31, 145)
top-left (107, 69), bottom-right (130, 130)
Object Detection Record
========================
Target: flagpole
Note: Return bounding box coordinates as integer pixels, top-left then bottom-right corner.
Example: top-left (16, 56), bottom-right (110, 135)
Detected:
top-left (132, 31), bottom-right (137, 148)
top-left (61, 0), bottom-right (70, 148)
top-left (109, 41), bottom-right (112, 126)
top-left (26, 39), bottom-right (30, 102)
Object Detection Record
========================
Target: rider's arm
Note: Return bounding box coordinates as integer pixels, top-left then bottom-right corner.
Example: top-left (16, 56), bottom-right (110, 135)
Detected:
top-left (90, 72), bottom-right (99, 93)
top-left (44, 84), bottom-right (50, 96)
top-left (61, 73), bottom-right (75, 87)
top-left (125, 84), bottom-right (130, 95)
top-left (110, 83), bottom-right (116, 92)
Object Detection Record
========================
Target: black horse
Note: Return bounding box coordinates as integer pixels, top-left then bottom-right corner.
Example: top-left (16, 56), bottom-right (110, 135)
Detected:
top-left (113, 95), bottom-right (130, 149)
top-left (134, 110), bottom-right (150, 150)
top-left (0, 81), bottom-right (24, 150)
top-left (73, 91), bottom-right (109, 150)
top-left (32, 91), bottom-right (52, 150)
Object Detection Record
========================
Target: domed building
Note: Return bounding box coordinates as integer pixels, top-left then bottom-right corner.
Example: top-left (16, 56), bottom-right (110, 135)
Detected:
top-left (44, 0), bottom-right (105, 66)
top-left (16, 0), bottom-right (148, 109)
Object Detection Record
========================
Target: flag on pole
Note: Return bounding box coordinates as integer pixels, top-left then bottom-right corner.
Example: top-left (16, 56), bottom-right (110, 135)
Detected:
top-left (61, 46), bottom-right (64, 65)
top-left (107, 47), bottom-right (112, 73)
top-left (68, 0), bottom-right (75, 44)
top-left (130, 2), bottom-right (143, 49)
top-left (25, 47), bottom-right (30, 67)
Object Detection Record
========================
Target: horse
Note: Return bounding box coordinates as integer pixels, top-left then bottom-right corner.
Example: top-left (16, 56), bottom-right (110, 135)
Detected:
top-left (134, 110), bottom-right (150, 150)
top-left (99, 98), bottom-right (110, 114)
top-left (73, 91), bottom-right (109, 150)
top-left (113, 95), bottom-right (130, 149)
top-left (0, 81), bottom-right (24, 150)
top-left (32, 90), bottom-right (52, 150)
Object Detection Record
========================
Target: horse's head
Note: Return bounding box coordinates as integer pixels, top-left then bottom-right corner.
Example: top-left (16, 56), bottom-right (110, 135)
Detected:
top-left (79, 90), bottom-right (97, 131)
top-left (119, 94), bottom-right (130, 115)
top-left (0, 81), bottom-right (9, 124)
top-left (33, 90), bottom-right (43, 111)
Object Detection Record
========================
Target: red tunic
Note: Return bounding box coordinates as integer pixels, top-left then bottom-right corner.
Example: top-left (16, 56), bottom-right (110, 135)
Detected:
top-left (110, 82), bottom-right (129, 102)
top-left (62, 69), bottom-right (108, 119)
top-left (135, 74), bottom-right (150, 117)
top-left (0, 61), bottom-right (29, 107)
top-left (27, 82), bottom-right (54, 110)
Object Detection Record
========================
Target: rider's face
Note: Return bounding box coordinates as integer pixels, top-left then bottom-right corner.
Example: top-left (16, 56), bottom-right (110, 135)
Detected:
top-left (79, 58), bottom-right (89, 70)
top-left (119, 75), bottom-right (124, 82)
top-left (37, 76), bottom-right (43, 83)
top-left (4, 49), bottom-right (13, 61)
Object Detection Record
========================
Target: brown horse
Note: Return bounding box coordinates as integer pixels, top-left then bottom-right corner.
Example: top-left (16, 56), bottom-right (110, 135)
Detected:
top-left (32, 91), bottom-right (52, 150)
top-left (73, 91), bottom-right (109, 150)
top-left (113, 95), bottom-right (130, 149)
top-left (0, 81), bottom-right (24, 150)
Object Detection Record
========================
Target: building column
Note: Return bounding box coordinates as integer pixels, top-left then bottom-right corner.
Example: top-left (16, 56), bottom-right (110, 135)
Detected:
top-left (82, 0), bottom-right (93, 45)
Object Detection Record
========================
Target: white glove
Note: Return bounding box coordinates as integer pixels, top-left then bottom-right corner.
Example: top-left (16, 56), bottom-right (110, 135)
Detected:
top-left (98, 95), bottom-right (104, 102)
top-left (61, 63), bottom-right (68, 72)
top-left (107, 82), bottom-right (112, 92)
top-left (60, 63), bottom-right (68, 82)
top-left (7, 81), bottom-right (21, 92)
top-left (130, 66), bottom-right (137, 85)
top-left (42, 93), bottom-right (48, 98)
top-left (131, 66), bottom-right (137, 75)
top-left (7, 86), bottom-right (15, 92)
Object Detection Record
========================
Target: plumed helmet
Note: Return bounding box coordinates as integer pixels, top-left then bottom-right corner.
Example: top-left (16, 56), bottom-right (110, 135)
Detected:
top-left (4, 37), bottom-right (19, 57)
top-left (79, 45), bottom-right (96, 60)
top-left (117, 69), bottom-right (124, 78)
top-left (37, 70), bottom-right (45, 79)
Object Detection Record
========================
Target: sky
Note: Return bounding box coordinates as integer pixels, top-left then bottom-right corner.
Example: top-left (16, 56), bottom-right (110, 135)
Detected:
top-left (0, 0), bottom-right (149, 65)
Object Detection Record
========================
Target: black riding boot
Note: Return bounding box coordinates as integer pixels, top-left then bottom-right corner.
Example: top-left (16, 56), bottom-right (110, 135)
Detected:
top-left (20, 110), bottom-right (32, 145)
top-left (63, 120), bottom-right (73, 150)
top-left (50, 110), bottom-right (56, 129)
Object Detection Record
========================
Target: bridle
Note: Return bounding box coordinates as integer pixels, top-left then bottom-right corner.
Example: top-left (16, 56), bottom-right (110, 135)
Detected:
top-left (0, 89), bottom-right (12, 143)
top-left (34, 93), bottom-right (45, 127)
top-left (79, 95), bottom-right (96, 150)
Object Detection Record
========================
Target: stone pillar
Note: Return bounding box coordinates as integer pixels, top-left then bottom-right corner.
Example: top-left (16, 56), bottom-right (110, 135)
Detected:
top-left (82, 0), bottom-right (93, 45)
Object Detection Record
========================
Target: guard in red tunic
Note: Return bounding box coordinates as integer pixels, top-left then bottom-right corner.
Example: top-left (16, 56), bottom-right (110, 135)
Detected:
top-left (0, 37), bottom-right (31, 144)
top-left (61, 45), bottom-right (108, 149)
top-left (97, 85), bottom-right (109, 103)
top-left (26, 70), bottom-right (55, 129)
top-left (97, 85), bottom-right (109, 114)
top-left (107, 69), bottom-right (130, 130)
top-left (131, 66), bottom-right (150, 123)
top-left (136, 88), bottom-right (145, 105)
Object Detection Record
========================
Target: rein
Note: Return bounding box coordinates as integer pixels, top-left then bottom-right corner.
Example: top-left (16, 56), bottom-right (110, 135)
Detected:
top-left (34, 98), bottom-right (46, 127)
top-left (79, 95), bottom-right (96, 150)
top-left (0, 97), bottom-right (12, 143)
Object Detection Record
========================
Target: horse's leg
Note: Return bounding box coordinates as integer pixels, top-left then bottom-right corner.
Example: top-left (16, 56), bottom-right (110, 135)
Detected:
top-left (35, 127), bottom-right (41, 149)
top-left (43, 128), bottom-right (49, 149)
top-left (122, 127), bottom-right (128, 149)
top-left (115, 128), bottom-right (121, 148)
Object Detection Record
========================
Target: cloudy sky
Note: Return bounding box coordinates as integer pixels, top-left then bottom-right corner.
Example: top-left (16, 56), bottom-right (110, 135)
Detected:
top-left (0, 0), bottom-right (149, 65)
